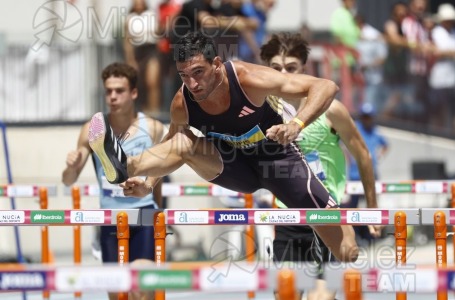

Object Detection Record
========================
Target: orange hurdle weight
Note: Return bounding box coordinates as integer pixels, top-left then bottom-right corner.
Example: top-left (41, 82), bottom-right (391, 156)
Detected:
top-left (394, 211), bottom-right (407, 300)
top-left (277, 269), bottom-right (297, 300)
top-left (344, 269), bottom-right (362, 300)
top-left (39, 187), bottom-right (50, 300)
top-left (154, 212), bottom-right (166, 266)
top-left (117, 212), bottom-right (129, 300)
top-left (154, 211), bottom-right (166, 300)
top-left (434, 211), bottom-right (448, 300)
top-left (71, 186), bottom-right (82, 299)
top-left (245, 193), bottom-right (256, 299)
top-left (39, 187), bottom-right (49, 265)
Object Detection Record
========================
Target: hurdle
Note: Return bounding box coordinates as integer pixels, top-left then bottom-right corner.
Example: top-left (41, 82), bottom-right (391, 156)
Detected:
top-left (3, 262), bottom-right (455, 297)
top-left (245, 193), bottom-right (256, 299)
top-left (0, 184), bottom-right (57, 300)
top-left (38, 187), bottom-right (51, 300)
top-left (71, 186), bottom-right (82, 299)
top-left (57, 181), bottom-right (455, 299)
top-left (344, 269), bottom-right (362, 300)
top-left (157, 206), bottom-right (420, 299)
top-left (277, 269), bottom-right (297, 300)
top-left (435, 211), bottom-right (448, 300)
top-left (1, 121), bottom-right (25, 274)
top-left (154, 212), bottom-right (166, 300)
top-left (1, 207), bottom-right (455, 298)
top-left (0, 262), bottom-right (369, 295)
top-left (117, 212), bottom-right (129, 300)
top-left (3, 181), bottom-right (455, 299)
top-left (395, 211), bottom-right (407, 300)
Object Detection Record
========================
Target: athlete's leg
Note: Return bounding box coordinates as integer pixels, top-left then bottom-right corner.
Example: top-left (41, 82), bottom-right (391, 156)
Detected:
top-left (271, 190), bottom-right (358, 262)
top-left (262, 144), bottom-right (358, 262)
top-left (129, 259), bottom-right (155, 300)
top-left (266, 188), bottom-right (358, 262)
top-left (89, 113), bottom-right (224, 184)
top-left (129, 129), bottom-right (263, 193)
top-left (128, 129), bottom-right (223, 181)
top-left (306, 279), bottom-right (336, 300)
top-left (311, 225), bottom-right (358, 263)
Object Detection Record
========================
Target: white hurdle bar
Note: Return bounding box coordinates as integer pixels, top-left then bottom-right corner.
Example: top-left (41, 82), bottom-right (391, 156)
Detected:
top-left (0, 208), bottom-right (423, 226)
top-left (0, 185), bottom-right (58, 197)
top-left (0, 180), bottom-right (452, 198)
top-left (58, 180), bottom-right (455, 197)
top-left (0, 263), bottom-right (454, 294)
top-left (6, 207), bottom-right (455, 226)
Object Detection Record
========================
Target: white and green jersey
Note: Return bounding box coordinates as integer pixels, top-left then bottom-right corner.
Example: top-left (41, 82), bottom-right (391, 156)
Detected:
top-left (277, 113), bottom-right (346, 207)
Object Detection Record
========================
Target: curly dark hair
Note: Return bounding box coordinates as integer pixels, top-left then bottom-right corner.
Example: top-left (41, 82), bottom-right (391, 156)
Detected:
top-left (101, 62), bottom-right (138, 90)
top-left (260, 32), bottom-right (310, 65)
top-left (173, 31), bottom-right (217, 63)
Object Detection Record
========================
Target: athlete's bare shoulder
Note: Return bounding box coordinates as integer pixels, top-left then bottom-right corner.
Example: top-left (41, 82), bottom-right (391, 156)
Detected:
top-left (230, 60), bottom-right (249, 74)
top-left (231, 60), bottom-right (283, 105)
top-left (231, 60), bottom-right (274, 80)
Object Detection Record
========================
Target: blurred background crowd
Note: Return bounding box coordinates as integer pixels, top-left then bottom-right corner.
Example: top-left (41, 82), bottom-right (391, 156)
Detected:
top-left (0, 0), bottom-right (454, 137)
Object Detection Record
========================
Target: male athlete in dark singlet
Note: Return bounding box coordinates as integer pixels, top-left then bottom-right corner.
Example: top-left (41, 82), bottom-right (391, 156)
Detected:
top-left (88, 31), bottom-right (359, 263)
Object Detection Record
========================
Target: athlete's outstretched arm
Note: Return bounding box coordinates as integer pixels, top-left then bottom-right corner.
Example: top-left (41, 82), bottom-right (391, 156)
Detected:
top-left (234, 61), bottom-right (338, 144)
top-left (328, 101), bottom-right (377, 207)
top-left (122, 90), bottom-right (224, 195)
top-left (121, 90), bottom-right (190, 196)
top-left (62, 122), bottom-right (92, 186)
top-left (327, 100), bottom-right (382, 238)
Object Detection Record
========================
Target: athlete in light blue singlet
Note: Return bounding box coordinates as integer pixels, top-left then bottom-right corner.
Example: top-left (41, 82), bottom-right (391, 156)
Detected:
top-left (62, 63), bottom-right (164, 300)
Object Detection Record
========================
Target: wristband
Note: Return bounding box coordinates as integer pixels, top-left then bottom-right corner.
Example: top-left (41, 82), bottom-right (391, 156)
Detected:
top-left (291, 117), bottom-right (305, 129)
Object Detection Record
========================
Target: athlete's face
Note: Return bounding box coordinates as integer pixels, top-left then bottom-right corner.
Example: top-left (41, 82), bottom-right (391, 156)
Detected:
top-left (269, 55), bottom-right (304, 74)
top-left (104, 76), bottom-right (137, 114)
top-left (177, 54), bottom-right (222, 102)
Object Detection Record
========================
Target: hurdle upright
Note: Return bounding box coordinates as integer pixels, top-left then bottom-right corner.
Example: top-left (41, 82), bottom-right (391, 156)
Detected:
top-left (71, 186), bottom-right (82, 299)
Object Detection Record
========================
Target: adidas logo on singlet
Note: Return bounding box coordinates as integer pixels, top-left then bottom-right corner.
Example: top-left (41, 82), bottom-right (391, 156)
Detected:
top-left (238, 106), bottom-right (255, 117)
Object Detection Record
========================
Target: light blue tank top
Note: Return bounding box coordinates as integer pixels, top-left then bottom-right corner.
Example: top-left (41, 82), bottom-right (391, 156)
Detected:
top-left (93, 112), bottom-right (156, 209)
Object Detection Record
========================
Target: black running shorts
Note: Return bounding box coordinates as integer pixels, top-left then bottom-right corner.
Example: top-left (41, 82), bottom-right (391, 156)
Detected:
top-left (209, 140), bottom-right (335, 209)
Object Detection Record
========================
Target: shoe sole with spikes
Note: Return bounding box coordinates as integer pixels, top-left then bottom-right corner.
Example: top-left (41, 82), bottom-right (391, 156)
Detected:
top-left (88, 112), bottom-right (128, 184)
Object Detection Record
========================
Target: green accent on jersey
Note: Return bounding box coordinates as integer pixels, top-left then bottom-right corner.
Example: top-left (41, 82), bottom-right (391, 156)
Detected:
top-left (276, 113), bottom-right (346, 208)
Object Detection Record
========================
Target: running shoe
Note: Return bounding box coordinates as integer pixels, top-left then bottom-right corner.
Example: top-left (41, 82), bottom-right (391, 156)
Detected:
top-left (88, 112), bottom-right (129, 184)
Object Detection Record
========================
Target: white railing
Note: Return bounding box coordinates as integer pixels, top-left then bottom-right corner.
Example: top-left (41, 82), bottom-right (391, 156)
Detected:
top-left (0, 43), bottom-right (120, 123)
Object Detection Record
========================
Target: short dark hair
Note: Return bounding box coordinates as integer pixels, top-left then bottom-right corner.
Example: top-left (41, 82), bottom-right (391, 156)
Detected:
top-left (173, 31), bottom-right (218, 63)
top-left (101, 62), bottom-right (137, 90)
top-left (260, 32), bottom-right (310, 65)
